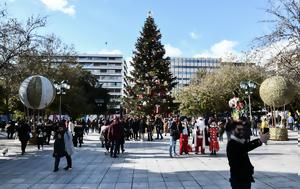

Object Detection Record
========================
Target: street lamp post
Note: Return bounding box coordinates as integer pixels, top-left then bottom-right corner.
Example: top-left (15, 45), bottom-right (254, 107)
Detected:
top-left (54, 80), bottom-right (70, 121)
top-left (240, 81), bottom-right (257, 120)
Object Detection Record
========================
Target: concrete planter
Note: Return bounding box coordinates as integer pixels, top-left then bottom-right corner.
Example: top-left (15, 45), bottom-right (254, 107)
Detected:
top-left (269, 127), bottom-right (288, 141)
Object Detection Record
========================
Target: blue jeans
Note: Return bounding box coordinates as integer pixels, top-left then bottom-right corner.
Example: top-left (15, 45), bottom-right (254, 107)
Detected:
top-left (169, 136), bottom-right (177, 157)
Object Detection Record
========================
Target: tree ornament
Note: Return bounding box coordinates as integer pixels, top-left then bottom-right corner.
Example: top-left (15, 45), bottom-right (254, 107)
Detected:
top-left (142, 101), bottom-right (147, 106)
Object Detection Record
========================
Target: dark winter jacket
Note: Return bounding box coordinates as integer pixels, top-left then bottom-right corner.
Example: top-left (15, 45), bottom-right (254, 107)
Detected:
top-left (169, 121), bottom-right (179, 140)
top-left (226, 138), bottom-right (262, 182)
top-left (18, 123), bottom-right (31, 141)
top-left (132, 120), bottom-right (139, 132)
top-left (139, 119), bottom-right (147, 133)
top-left (54, 136), bottom-right (66, 157)
top-left (154, 118), bottom-right (163, 129)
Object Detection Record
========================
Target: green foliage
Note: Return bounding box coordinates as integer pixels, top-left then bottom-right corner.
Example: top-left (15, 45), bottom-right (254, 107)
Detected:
top-left (175, 65), bottom-right (267, 116)
top-left (0, 8), bottom-right (110, 119)
top-left (123, 14), bottom-right (177, 116)
top-left (45, 64), bottom-right (110, 119)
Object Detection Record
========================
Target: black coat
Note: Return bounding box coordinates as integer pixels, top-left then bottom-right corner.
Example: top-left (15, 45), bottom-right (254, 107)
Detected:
top-left (226, 138), bottom-right (262, 182)
top-left (18, 123), bottom-right (31, 141)
top-left (132, 120), bottom-right (139, 132)
top-left (54, 137), bottom-right (66, 157)
top-left (139, 120), bottom-right (146, 133)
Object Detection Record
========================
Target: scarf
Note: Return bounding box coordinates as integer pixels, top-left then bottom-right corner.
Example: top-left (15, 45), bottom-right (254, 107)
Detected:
top-left (231, 134), bottom-right (246, 144)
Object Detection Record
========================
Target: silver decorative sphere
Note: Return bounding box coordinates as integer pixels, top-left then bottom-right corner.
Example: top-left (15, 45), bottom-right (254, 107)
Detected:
top-left (19, 75), bottom-right (56, 109)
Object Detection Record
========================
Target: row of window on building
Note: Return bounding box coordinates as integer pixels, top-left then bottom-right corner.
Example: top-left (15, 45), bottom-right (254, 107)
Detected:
top-left (78, 56), bottom-right (122, 61)
top-left (90, 69), bottom-right (122, 74)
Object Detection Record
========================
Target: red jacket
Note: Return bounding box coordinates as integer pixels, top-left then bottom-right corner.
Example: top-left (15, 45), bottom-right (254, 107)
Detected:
top-left (108, 120), bottom-right (123, 141)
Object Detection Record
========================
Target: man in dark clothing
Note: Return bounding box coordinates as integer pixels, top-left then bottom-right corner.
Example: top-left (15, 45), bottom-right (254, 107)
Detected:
top-left (108, 117), bottom-right (123, 158)
top-left (132, 118), bottom-right (139, 140)
top-left (227, 121), bottom-right (269, 189)
top-left (7, 120), bottom-right (15, 139)
top-left (44, 120), bottom-right (53, 145)
top-left (18, 121), bottom-right (31, 155)
top-left (155, 116), bottom-right (164, 140)
top-left (139, 118), bottom-right (146, 141)
top-left (74, 124), bottom-right (84, 147)
top-left (118, 118), bottom-right (125, 154)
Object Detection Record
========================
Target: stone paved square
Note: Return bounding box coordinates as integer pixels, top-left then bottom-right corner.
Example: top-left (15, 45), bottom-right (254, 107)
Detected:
top-left (0, 131), bottom-right (299, 189)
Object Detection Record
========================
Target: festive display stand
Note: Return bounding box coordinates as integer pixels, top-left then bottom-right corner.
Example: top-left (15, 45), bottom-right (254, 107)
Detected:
top-left (269, 128), bottom-right (288, 141)
top-left (19, 75), bottom-right (56, 145)
top-left (259, 76), bottom-right (296, 141)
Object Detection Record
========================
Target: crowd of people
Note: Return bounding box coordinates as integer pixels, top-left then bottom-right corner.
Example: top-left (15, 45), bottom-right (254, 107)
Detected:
top-left (2, 111), bottom-right (297, 158)
top-left (0, 110), bottom-right (291, 188)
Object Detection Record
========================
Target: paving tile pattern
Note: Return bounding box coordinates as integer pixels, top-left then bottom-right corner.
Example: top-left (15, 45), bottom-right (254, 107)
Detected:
top-left (0, 132), bottom-right (299, 189)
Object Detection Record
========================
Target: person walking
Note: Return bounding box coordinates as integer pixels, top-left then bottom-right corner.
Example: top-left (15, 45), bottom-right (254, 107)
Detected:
top-left (6, 120), bottom-right (15, 139)
top-left (209, 121), bottom-right (219, 155)
top-left (53, 129), bottom-right (65, 172)
top-left (118, 118), bottom-right (125, 154)
top-left (100, 120), bottom-right (109, 148)
top-left (155, 116), bottom-right (164, 140)
top-left (36, 128), bottom-right (44, 150)
top-left (179, 119), bottom-right (190, 155)
top-left (195, 126), bottom-right (205, 154)
top-left (287, 114), bottom-right (294, 130)
top-left (108, 117), bottom-right (122, 158)
top-left (146, 117), bottom-right (154, 141)
top-left (44, 120), bottom-right (53, 145)
top-left (53, 125), bottom-right (74, 172)
top-left (139, 117), bottom-right (146, 141)
top-left (17, 120), bottom-right (31, 155)
top-left (227, 121), bottom-right (269, 189)
top-left (132, 117), bottom-right (139, 141)
top-left (163, 118), bottom-right (169, 136)
top-left (74, 122), bottom-right (84, 147)
top-left (169, 117), bottom-right (179, 158)
top-left (64, 125), bottom-right (74, 170)
top-left (260, 117), bottom-right (269, 145)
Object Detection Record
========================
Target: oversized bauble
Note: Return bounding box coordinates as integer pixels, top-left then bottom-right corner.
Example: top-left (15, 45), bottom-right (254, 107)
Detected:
top-left (259, 76), bottom-right (295, 108)
top-left (19, 75), bottom-right (56, 109)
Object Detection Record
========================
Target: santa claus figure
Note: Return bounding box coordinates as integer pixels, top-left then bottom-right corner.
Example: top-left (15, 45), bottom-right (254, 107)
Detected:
top-left (194, 117), bottom-right (205, 154)
top-left (209, 122), bottom-right (219, 155)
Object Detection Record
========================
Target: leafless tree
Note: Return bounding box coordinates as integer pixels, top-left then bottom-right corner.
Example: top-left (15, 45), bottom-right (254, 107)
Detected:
top-left (256, 0), bottom-right (300, 80)
top-left (0, 6), bottom-right (47, 72)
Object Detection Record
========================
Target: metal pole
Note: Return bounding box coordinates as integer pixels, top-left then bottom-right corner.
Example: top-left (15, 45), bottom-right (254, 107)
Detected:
top-left (59, 93), bottom-right (62, 121)
top-left (248, 93), bottom-right (252, 120)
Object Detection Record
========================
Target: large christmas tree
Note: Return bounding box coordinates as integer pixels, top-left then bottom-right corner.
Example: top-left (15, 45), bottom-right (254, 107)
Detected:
top-left (123, 13), bottom-right (177, 116)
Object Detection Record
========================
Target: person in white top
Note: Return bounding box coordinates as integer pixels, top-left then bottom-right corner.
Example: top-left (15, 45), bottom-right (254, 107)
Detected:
top-left (68, 120), bottom-right (75, 134)
top-left (195, 117), bottom-right (206, 154)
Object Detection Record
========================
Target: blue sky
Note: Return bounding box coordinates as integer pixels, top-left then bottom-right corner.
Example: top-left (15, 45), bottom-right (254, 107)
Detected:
top-left (6, 0), bottom-right (272, 60)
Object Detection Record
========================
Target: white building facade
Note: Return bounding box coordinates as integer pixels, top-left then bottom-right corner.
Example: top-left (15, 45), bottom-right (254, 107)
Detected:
top-left (77, 54), bottom-right (127, 111)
